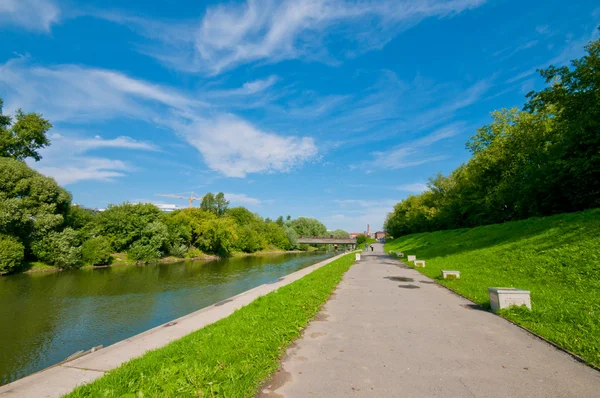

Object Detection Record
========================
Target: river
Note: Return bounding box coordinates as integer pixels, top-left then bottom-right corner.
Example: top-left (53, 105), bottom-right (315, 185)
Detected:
top-left (0, 251), bottom-right (336, 385)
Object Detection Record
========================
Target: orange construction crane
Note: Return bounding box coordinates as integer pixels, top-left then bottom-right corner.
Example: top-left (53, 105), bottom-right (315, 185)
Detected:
top-left (156, 192), bottom-right (203, 208)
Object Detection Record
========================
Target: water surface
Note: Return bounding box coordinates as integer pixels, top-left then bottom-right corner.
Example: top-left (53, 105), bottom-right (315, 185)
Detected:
top-left (0, 252), bottom-right (335, 385)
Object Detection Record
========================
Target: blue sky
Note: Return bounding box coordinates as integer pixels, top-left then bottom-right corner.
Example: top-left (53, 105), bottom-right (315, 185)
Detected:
top-left (1, 0), bottom-right (598, 232)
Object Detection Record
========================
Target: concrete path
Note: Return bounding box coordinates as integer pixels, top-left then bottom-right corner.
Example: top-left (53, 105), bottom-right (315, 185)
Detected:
top-left (260, 243), bottom-right (600, 397)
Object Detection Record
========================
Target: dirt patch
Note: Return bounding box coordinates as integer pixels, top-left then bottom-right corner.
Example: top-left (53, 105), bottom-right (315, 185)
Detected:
top-left (313, 312), bottom-right (329, 322)
top-left (309, 332), bottom-right (327, 338)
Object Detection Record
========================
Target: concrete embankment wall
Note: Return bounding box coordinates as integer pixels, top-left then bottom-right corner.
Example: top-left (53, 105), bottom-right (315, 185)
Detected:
top-left (0, 252), bottom-right (350, 398)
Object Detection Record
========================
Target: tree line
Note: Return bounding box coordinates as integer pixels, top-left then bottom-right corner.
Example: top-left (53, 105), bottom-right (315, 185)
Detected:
top-left (385, 30), bottom-right (600, 237)
top-left (0, 99), bottom-right (346, 274)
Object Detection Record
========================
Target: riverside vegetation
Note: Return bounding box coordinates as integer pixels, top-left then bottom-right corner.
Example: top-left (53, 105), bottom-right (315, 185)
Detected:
top-left (65, 253), bottom-right (355, 397)
top-left (385, 209), bottom-right (600, 368)
top-left (0, 99), bottom-right (349, 275)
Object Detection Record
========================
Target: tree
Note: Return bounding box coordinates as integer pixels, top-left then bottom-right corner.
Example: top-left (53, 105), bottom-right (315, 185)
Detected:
top-left (31, 228), bottom-right (82, 269)
top-left (215, 192), bottom-right (229, 216)
top-left (355, 234), bottom-right (367, 245)
top-left (200, 192), bottom-right (216, 212)
top-left (81, 236), bottom-right (113, 266)
top-left (0, 98), bottom-right (52, 161)
top-left (290, 217), bottom-right (327, 237)
top-left (0, 157), bottom-right (71, 256)
top-left (92, 203), bottom-right (164, 252)
top-left (330, 229), bottom-right (350, 238)
top-left (0, 235), bottom-right (24, 274)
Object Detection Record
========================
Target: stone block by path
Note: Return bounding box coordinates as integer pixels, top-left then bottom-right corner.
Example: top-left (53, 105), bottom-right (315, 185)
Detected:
top-left (260, 243), bottom-right (600, 397)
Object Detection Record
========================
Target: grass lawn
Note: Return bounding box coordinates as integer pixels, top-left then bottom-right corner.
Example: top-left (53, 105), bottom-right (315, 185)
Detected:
top-left (65, 253), bottom-right (355, 397)
top-left (385, 209), bottom-right (600, 368)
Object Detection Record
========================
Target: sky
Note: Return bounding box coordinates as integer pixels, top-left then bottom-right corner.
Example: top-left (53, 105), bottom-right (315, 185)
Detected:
top-left (1, 0), bottom-right (598, 232)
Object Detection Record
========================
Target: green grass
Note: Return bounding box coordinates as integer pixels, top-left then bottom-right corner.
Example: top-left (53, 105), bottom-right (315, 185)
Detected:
top-left (64, 254), bottom-right (355, 398)
top-left (385, 208), bottom-right (600, 368)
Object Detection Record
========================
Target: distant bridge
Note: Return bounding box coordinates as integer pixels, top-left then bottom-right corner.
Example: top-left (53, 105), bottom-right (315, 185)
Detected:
top-left (296, 236), bottom-right (357, 245)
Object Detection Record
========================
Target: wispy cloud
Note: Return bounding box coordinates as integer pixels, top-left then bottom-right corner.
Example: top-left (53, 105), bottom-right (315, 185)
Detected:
top-left (0, 0), bottom-right (60, 32)
top-left (29, 133), bottom-right (157, 185)
top-left (0, 57), bottom-right (317, 181)
top-left (369, 122), bottom-right (463, 170)
top-left (225, 193), bottom-right (262, 206)
top-left (396, 183), bottom-right (429, 193)
top-left (329, 198), bottom-right (400, 231)
top-left (99, 0), bottom-right (486, 74)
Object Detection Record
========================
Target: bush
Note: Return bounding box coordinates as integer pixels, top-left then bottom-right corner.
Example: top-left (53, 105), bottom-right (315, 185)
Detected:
top-left (356, 234), bottom-right (367, 245)
top-left (82, 236), bottom-right (113, 266)
top-left (127, 242), bottom-right (161, 263)
top-left (31, 228), bottom-right (82, 269)
top-left (0, 235), bottom-right (24, 274)
top-left (168, 243), bottom-right (188, 258)
top-left (185, 247), bottom-right (204, 259)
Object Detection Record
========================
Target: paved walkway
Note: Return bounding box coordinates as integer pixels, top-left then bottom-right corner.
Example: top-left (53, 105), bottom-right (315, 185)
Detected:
top-left (259, 243), bottom-right (600, 397)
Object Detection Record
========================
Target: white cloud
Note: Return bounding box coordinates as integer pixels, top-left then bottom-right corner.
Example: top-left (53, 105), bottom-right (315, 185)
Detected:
top-left (0, 57), bottom-right (197, 122)
top-left (225, 193), bottom-right (262, 206)
top-left (181, 114), bottom-right (317, 178)
top-left (0, 0), bottom-right (59, 32)
top-left (396, 183), bottom-right (429, 193)
top-left (328, 198), bottom-right (400, 231)
top-left (1, 57), bottom-right (316, 179)
top-left (29, 133), bottom-right (157, 185)
top-left (103, 0), bottom-right (486, 74)
top-left (370, 123), bottom-right (463, 170)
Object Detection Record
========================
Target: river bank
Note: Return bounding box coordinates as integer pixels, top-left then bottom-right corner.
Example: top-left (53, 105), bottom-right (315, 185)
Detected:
top-left (0, 251), bottom-right (338, 385)
top-left (17, 248), bottom-right (329, 275)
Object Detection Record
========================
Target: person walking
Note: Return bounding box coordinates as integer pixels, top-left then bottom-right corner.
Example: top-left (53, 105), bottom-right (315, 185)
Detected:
top-left (370, 244), bottom-right (374, 252)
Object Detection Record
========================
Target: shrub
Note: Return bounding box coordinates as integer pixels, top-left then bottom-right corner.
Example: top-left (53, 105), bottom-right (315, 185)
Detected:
top-left (127, 242), bottom-right (161, 263)
top-left (0, 235), bottom-right (24, 274)
top-left (185, 247), bottom-right (204, 259)
top-left (356, 234), bottom-right (367, 245)
top-left (168, 243), bottom-right (188, 258)
top-left (31, 228), bottom-right (82, 269)
top-left (82, 236), bottom-right (113, 266)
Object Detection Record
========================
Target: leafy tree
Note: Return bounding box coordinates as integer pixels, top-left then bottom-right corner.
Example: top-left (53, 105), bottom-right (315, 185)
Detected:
top-left (0, 98), bottom-right (52, 161)
top-left (92, 203), bottom-right (163, 252)
top-left (330, 229), bottom-right (350, 238)
top-left (283, 225), bottom-right (298, 249)
top-left (275, 216), bottom-right (285, 227)
top-left (200, 192), bottom-right (216, 212)
top-left (81, 236), bottom-right (113, 266)
top-left (0, 157), bottom-right (71, 256)
top-left (65, 205), bottom-right (96, 230)
top-left (32, 228), bottom-right (82, 269)
top-left (290, 217), bottom-right (327, 237)
top-left (215, 192), bottom-right (229, 216)
top-left (355, 234), bottom-right (367, 245)
top-left (0, 235), bottom-right (24, 274)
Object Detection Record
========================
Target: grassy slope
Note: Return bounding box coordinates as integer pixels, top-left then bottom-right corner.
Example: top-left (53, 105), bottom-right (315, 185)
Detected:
top-left (385, 209), bottom-right (600, 368)
top-left (65, 254), bottom-right (355, 398)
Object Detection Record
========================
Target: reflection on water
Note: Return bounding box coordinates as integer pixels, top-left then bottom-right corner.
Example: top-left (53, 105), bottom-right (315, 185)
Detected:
top-left (0, 252), bottom-right (335, 385)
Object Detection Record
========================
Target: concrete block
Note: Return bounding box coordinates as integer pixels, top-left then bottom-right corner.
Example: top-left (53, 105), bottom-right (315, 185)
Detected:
top-left (442, 270), bottom-right (460, 279)
top-left (414, 260), bottom-right (425, 268)
top-left (407, 255), bottom-right (416, 262)
top-left (397, 252), bottom-right (404, 257)
top-left (389, 251), bottom-right (395, 255)
top-left (355, 253), bottom-right (361, 261)
top-left (488, 288), bottom-right (531, 312)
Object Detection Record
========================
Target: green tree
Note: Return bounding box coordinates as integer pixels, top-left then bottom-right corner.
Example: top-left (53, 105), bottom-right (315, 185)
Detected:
top-left (0, 157), bottom-right (71, 256)
top-left (0, 235), bottom-right (24, 274)
top-left (0, 98), bottom-right (52, 161)
top-left (330, 229), bottom-right (350, 238)
top-left (81, 236), bottom-right (113, 266)
top-left (200, 192), bottom-right (216, 212)
top-left (32, 228), bottom-right (82, 269)
top-left (290, 217), bottom-right (327, 237)
top-left (215, 192), bottom-right (229, 216)
top-left (92, 203), bottom-right (163, 252)
top-left (355, 234), bottom-right (367, 245)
